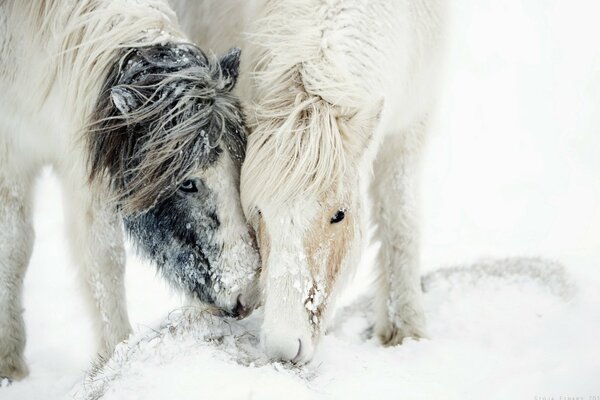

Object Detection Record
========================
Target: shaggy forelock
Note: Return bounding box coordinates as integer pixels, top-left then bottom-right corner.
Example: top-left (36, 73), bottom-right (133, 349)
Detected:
top-left (88, 43), bottom-right (247, 214)
top-left (240, 0), bottom-right (380, 218)
top-left (242, 90), bottom-right (347, 218)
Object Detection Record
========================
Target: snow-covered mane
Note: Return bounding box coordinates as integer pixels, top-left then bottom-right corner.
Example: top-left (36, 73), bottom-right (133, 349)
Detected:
top-left (88, 44), bottom-right (245, 213)
top-left (13, 1), bottom-right (243, 213)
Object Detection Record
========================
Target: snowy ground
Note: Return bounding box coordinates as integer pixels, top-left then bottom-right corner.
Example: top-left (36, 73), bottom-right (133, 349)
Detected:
top-left (74, 257), bottom-right (595, 400)
top-left (3, 0), bottom-right (600, 399)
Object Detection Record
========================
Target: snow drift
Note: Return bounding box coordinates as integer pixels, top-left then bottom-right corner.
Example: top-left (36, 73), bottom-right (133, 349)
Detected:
top-left (74, 257), bottom-right (596, 400)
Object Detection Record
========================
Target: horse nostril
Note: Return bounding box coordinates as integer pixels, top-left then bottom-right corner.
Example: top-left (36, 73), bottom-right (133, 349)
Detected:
top-left (264, 334), bottom-right (305, 363)
top-left (291, 338), bottom-right (303, 364)
top-left (232, 294), bottom-right (248, 319)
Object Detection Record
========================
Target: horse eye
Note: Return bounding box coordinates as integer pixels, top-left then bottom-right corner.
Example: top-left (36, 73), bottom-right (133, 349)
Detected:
top-left (180, 179), bottom-right (198, 193)
top-left (330, 209), bottom-right (346, 224)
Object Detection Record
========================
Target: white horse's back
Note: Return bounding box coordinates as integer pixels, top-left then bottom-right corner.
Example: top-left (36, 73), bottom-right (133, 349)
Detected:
top-left (173, 0), bottom-right (445, 131)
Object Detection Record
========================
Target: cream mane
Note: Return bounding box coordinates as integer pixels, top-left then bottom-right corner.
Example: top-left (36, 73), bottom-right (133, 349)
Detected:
top-left (240, 0), bottom-right (382, 217)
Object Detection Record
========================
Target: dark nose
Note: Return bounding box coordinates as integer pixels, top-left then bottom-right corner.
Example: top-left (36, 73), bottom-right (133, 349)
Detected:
top-left (230, 295), bottom-right (249, 319)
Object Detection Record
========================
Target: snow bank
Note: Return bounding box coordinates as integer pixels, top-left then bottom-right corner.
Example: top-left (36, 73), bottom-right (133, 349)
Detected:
top-left (74, 257), bottom-right (596, 400)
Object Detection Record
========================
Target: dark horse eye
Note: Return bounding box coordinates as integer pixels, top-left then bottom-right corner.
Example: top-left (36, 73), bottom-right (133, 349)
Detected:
top-left (330, 209), bottom-right (346, 224)
top-left (179, 179), bottom-right (198, 193)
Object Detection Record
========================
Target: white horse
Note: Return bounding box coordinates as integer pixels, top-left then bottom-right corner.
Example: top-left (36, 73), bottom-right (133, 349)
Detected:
top-left (173, 0), bottom-right (445, 363)
top-left (0, 0), bottom-right (260, 381)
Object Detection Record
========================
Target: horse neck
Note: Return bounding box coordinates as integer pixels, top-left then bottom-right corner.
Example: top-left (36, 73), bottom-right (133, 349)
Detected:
top-left (12, 0), bottom-right (187, 123)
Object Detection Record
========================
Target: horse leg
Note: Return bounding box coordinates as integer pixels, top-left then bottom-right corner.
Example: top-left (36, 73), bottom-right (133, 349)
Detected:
top-left (370, 122), bottom-right (427, 346)
top-left (60, 171), bottom-right (131, 357)
top-left (0, 159), bottom-right (35, 380)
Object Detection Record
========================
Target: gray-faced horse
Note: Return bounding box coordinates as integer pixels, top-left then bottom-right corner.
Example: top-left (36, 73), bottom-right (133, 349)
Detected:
top-left (173, 0), bottom-right (445, 363)
top-left (0, 0), bottom-right (259, 381)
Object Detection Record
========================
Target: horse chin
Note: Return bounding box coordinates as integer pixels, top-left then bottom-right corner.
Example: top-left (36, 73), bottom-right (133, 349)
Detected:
top-left (210, 277), bottom-right (260, 319)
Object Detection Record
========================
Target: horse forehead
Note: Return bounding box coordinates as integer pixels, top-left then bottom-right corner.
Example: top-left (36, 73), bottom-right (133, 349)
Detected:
top-left (261, 197), bottom-right (319, 224)
top-left (120, 44), bottom-right (207, 77)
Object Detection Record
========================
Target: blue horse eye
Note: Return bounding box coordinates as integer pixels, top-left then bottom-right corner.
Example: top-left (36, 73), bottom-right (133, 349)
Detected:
top-left (180, 179), bottom-right (198, 193)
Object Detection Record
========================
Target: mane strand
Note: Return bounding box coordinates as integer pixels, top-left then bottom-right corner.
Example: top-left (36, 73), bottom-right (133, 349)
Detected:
top-left (240, 0), bottom-right (384, 216)
top-left (87, 43), bottom-right (246, 214)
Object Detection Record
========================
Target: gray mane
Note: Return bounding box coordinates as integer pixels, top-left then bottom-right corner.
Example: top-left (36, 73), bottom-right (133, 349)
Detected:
top-left (88, 43), bottom-right (246, 214)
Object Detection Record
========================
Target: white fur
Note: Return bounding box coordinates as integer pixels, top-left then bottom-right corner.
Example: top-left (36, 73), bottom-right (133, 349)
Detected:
top-left (201, 148), bottom-right (261, 311)
top-left (173, 0), bottom-right (445, 361)
top-left (259, 206), bottom-right (316, 363)
top-left (0, 0), bottom-right (203, 380)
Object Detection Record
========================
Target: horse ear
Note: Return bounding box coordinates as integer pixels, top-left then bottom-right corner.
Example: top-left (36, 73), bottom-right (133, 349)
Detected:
top-left (219, 47), bottom-right (241, 91)
top-left (110, 86), bottom-right (139, 115)
top-left (338, 98), bottom-right (384, 159)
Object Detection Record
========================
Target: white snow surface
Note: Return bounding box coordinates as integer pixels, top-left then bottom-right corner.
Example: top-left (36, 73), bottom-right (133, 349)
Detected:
top-left (3, 0), bottom-right (600, 398)
top-left (73, 257), bottom-right (593, 400)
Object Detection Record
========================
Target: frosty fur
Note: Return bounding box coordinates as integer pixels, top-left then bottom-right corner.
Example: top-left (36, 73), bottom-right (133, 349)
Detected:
top-left (172, 0), bottom-right (446, 362)
top-left (0, 0), bottom-right (259, 381)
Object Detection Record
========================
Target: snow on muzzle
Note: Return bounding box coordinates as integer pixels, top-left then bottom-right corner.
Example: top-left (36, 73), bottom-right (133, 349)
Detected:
top-left (260, 244), bottom-right (322, 364)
